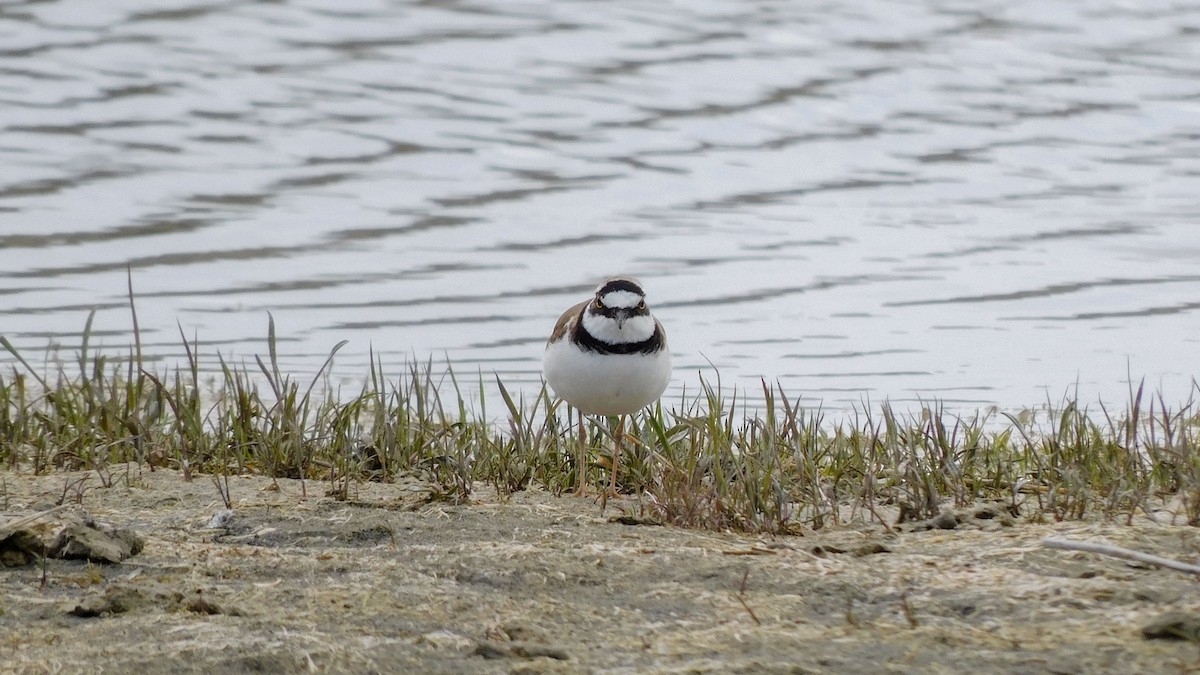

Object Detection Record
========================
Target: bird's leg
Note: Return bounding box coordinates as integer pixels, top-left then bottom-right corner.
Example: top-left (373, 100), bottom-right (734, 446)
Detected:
top-left (608, 414), bottom-right (625, 498)
top-left (573, 409), bottom-right (588, 497)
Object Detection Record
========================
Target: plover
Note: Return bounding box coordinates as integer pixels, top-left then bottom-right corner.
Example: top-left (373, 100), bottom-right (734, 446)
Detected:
top-left (543, 276), bottom-right (671, 497)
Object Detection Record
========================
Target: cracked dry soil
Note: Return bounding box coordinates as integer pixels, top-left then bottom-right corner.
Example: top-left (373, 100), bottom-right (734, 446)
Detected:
top-left (2, 465), bottom-right (1199, 673)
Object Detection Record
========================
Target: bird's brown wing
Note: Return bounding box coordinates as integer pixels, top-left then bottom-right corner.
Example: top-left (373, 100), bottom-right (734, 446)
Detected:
top-left (547, 301), bottom-right (588, 345)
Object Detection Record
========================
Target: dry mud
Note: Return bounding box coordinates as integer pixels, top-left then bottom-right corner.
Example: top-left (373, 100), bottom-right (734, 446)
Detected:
top-left (2, 466), bottom-right (1200, 674)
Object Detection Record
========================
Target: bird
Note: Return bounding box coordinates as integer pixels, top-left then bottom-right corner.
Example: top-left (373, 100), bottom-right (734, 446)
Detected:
top-left (543, 276), bottom-right (671, 499)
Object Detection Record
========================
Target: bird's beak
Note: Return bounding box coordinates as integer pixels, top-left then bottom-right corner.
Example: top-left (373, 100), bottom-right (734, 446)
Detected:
top-left (616, 310), bottom-right (629, 329)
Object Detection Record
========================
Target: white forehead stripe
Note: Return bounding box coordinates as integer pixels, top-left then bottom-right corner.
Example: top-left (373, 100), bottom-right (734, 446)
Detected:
top-left (600, 290), bottom-right (642, 308)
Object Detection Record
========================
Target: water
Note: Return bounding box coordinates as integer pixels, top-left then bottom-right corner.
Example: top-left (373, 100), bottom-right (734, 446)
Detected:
top-left (2, 0), bottom-right (1199, 416)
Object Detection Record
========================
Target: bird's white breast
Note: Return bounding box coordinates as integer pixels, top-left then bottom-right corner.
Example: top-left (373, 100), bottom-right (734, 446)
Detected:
top-left (543, 338), bottom-right (672, 416)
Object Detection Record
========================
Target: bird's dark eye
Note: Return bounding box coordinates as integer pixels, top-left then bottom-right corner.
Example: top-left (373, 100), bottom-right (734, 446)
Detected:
top-left (594, 298), bottom-right (604, 310)
top-left (637, 300), bottom-right (646, 310)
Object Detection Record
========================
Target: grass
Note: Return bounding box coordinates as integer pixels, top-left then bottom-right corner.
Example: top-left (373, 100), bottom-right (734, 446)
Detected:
top-left (3, 303), bottom-right (1200, 535)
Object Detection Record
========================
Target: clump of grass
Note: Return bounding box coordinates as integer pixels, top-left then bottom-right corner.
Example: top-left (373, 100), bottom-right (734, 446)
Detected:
top-left (640, 375), bottom-right (1200, 533)
top-left (3, 302), bottom-right (1200, 534)
top-left (0, 311), bottom-right (150, 481)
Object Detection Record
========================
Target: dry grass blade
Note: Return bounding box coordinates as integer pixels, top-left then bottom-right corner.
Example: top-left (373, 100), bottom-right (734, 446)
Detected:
top-left (0, 335), bottom-right (50, 391)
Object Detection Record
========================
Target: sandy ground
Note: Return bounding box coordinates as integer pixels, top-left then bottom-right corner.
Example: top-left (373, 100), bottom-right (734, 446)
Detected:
top-left (2, 465), bottom-right (1200, 674)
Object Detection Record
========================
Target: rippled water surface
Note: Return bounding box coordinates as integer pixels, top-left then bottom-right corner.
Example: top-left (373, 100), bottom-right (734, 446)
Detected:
top-left (3, 0), bottom-right (1200, 414)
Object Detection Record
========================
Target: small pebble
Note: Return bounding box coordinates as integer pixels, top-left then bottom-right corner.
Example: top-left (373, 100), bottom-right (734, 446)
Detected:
top-left (931, 512), bottom-right (959, 530)
top-left (205, 509), bottom-right (237, 529)
top-left (852, 542), bottom-right (891, 557)
top-left (421, 630), bottom-right (474, 651)
top-left (1143, 612), bottom-right (1200, 641)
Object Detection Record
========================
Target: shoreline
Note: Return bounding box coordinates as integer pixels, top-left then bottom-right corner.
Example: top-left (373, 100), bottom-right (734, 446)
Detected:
top-left (2, 466), bottom-right (1196, 673)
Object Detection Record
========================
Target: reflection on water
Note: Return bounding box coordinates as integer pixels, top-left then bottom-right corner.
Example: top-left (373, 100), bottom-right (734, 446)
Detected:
top-left (2, 0), bottom-right (1199, 414)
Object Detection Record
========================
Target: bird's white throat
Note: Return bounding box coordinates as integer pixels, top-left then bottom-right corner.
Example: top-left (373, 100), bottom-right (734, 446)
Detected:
top-left (581, 311), bottom-right (656, 344)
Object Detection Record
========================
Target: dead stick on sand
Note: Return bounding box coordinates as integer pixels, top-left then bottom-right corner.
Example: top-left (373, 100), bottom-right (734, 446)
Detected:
top-left (0, 504), bottom-right (71, 540)
top-left (1043, 537), bottom-right (1200, 576)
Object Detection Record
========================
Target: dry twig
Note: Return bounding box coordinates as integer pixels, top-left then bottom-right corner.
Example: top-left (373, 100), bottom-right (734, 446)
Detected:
top-left (0, 504), bottom-right (70, 540)
top-left (734, 569), bottom-right (761, 625)
top-left (1042, 537), bottom-right (1200, 576)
